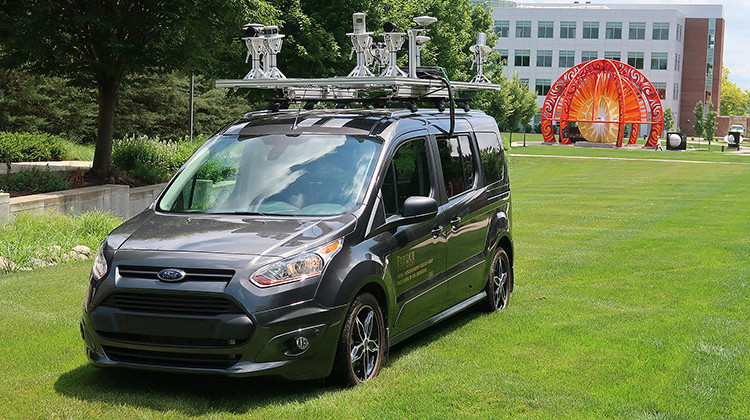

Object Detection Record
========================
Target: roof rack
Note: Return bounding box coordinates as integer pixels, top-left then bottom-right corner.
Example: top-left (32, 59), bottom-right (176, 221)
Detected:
top-left (226, 13), bottom-right (503, 137)
top-left (216, 76), bottom-right (501, 101)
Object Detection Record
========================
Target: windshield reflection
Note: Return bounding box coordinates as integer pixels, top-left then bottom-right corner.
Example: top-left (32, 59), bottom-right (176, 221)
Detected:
top-left (158, 134), bottom-right (381, 216)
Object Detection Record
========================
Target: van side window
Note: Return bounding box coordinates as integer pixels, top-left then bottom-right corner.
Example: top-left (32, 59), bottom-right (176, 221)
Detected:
top-left (475, 132), bottom-right (505, 184)
top-left (437, 135), bottom-right (475, 198)
top-left (381, 139), bottom-right (432, 218)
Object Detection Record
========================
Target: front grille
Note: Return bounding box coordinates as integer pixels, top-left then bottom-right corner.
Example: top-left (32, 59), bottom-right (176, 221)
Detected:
top-left (102, 346), bottom-right (240, 369)
top-left (100, 291), bottom-right (245, 316)
top-left (97, 331), bottom-right (244, 348)
top-left (118, 265), bottom-right (235, 283)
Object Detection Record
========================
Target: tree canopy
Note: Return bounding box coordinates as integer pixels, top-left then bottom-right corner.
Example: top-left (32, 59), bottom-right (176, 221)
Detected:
top-left (720, 67), bottom-right (749, 117)
top-left (0, 0), bottom-right (251, 176)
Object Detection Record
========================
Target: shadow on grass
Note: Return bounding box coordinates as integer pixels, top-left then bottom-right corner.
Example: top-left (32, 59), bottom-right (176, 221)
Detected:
top-left (54, 306), bottom-right (485, 415)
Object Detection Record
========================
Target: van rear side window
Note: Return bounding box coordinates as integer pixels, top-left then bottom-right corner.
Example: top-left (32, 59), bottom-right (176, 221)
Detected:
top-left (475, 132), bottom-right (505, 184)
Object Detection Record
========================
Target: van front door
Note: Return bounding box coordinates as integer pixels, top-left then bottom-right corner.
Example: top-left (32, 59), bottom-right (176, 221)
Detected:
top-left (375, 136), bottom-right (447, 336)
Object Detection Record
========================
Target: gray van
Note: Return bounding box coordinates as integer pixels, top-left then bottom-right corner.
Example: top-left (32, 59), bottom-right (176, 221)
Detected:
top-left (81, 107), bottom-right (513, 386)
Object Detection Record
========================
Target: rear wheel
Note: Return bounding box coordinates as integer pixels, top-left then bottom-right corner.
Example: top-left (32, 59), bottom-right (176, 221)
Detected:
top-left (330, 293), bottom-right (387, 386)
top-left (485, 249), bottom-right (511, 312)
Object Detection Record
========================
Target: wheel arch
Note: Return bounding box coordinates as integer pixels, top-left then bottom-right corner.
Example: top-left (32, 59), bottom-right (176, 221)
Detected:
top-left (496, 235), bottom-right (514, 292)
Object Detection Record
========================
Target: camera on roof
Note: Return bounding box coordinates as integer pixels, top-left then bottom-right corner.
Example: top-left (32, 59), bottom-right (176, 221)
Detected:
top-left (243, 23), bottom-right (265, 38)
top-left (383, 22), bottom-right (402, 33)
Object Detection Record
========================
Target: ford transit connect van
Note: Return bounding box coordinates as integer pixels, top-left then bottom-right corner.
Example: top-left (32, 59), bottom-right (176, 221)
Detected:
top-left (81, 107), bottom-right (513, 386)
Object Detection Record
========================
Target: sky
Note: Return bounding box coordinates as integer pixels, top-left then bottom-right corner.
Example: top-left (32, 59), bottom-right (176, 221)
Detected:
top-left (513, 0), bottom-right (750, 90)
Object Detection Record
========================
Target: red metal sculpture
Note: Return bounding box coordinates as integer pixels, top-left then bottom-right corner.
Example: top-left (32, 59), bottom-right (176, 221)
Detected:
top-left (540, 59), bottom-right (663, 148)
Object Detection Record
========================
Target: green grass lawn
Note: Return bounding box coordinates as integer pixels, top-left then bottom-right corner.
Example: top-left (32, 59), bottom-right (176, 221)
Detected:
top-left (1, 154), bottom-right (749, 418)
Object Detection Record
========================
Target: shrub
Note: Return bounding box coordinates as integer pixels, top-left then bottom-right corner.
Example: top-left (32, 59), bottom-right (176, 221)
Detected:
top-left (0, 168), bottom-right (70, 194)
top-left (0, 211), bottom-right (122, 271)
top-left (112, 134), bottom-right (205, 184)
top-left (0, 132), bottom-right (71, 171)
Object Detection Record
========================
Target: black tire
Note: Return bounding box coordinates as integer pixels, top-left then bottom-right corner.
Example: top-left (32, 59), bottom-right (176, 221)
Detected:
top-left (329, 292), bottom-right (387, 387)
top-left (484, 248), bottom-right (512, 312)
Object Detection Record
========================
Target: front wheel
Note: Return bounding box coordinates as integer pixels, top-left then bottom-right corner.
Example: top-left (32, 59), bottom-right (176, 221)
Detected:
top-left (330, 292), bottom-right (387, 386)
top-left (484, 249), bottom-right (511, 312)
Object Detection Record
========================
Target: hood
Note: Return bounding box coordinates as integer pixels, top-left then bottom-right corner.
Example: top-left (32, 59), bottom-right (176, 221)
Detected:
top-left (117, 212), bottom-right (356, 258)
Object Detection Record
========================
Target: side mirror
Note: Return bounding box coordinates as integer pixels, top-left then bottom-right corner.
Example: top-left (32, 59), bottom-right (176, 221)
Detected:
top-left (368, 196), bottom-right (438, 237)
top-left (401, 196), bottom-right (438, 219)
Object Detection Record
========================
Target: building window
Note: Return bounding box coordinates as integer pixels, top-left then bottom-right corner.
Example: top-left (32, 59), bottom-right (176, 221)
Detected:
top-left (560, 21), bottom-right (576, 39)
top-left (676, 23), bottom-right (682, 42)
top-left (535, 79), bottom-right (551, 96)
top-left (520, 78), bottom-right (529, 86)
top-left (516, 21), bottom-right (531, 38)
top-left (604, 51), bottom-right (621, 61)
top-left (538, 21), bottom-right (554, 38)
top-left (653, 22), bottom-right (669, 40)
top-left (498, 49), bottom-right (508, 65)
top-left (673, 83), bottom-right (679, 101)
top-left (494, 20), bottom-right (509, 37)
top-left (559, 50), bottom-right (575, 68)
top-left (537, 50), bottom-right (552, 67)
top-left (606, 22), bottom-right (622, 39)
top-left (581, 51), bottom-right (598, 62)
top-left (707, 63), bottom-right (713, 75)
top-left (653, 82), bottom-right (666, 100)
top-left (674, 53), bottom-right (681, 71)
top-left (515, 49), bottom-right (530, 67)
top-left (627, 52), bottom-right (644, 69)
top-left (651, 52), bottom-right (668, 70)
top-left (583, 22), bottom-right (599, 39)
top-left (629, 22), bottom-right (645, 40)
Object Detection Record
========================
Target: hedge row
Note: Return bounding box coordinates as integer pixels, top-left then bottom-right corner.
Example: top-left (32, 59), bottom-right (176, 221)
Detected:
top-left (0, 132), bottom-right (70, 171)
top-left (112, 135), bottom-right (206, 184)
top-left (0, 168), bottom-right (70, 194)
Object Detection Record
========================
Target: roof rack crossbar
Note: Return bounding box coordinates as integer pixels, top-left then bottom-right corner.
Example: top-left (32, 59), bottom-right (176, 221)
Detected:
top-left (216, 76), bottom-right (502, 101)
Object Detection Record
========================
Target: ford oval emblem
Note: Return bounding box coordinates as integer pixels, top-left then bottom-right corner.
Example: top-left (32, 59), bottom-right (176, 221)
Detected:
top-left (157, 269), bottom-right (186, 282)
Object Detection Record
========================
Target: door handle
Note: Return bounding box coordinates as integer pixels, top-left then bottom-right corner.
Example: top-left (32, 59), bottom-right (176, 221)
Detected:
top-left (450, 216), bottom-right (462, 228)
top-left (431, 225), bottom-right (443, 238)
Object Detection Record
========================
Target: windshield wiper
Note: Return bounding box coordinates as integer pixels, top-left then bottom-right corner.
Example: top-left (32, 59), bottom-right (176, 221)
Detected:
top-left (231, 211), bottom-right (270, 216)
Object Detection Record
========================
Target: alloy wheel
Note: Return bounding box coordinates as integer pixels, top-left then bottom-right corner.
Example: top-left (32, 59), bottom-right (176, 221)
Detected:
top-left (350, 304), bottom-right (380, 382)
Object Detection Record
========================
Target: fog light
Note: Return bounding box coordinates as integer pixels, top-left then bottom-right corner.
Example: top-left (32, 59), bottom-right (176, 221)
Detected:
top-left (295, 336), bottom-right (310, 351)
top-left (86, 348), bottom-right (100, 361)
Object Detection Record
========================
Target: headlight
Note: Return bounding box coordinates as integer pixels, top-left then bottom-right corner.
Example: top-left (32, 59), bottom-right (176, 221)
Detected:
top-left (91, 243), bottom-right (108, 281)
top-left (251, 239), bottom-right (343, 287)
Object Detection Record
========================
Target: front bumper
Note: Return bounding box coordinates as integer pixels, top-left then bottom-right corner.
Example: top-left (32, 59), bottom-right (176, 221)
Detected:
top-left (81, 296), bottom-right (348, 380)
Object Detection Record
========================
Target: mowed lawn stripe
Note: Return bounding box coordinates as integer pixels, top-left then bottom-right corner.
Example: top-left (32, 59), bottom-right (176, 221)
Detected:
top-left (0, 155), bottom-right (748, 418)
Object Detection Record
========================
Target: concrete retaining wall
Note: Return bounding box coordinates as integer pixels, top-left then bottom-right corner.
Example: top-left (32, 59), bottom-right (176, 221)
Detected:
top-left (0, 193), bottom-right (9, 223)
top-left (128, 184), bottom-right (166, 218)
top-left (0, 183), bottom-right (167, 223)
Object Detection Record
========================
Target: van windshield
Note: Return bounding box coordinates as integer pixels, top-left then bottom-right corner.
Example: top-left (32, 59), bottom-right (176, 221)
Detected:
top-left (158, 134), bottom-right (382, 216)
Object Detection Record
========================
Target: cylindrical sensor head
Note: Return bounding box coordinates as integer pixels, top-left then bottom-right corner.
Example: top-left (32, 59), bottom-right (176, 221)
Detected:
top-left (352, 12), bottom-right (367, 34)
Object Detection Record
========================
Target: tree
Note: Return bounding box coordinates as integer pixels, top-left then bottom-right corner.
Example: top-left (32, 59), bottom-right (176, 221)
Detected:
top-left (720, 67), bottom-right (749, 116)
top-left (663, 108), bottom-right (674, 132)
top-left (703, 102), bottom-right (717, 145)
top-left (0, 0), bottom-right (255, 177)
top-left (503, 75), bottom-right (538, 142)
top-left (693, 101), bottom-right (705, 139)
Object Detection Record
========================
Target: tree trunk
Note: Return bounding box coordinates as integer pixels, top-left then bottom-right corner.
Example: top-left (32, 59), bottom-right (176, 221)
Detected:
top-left (91, 78), bottom-right (119, 178)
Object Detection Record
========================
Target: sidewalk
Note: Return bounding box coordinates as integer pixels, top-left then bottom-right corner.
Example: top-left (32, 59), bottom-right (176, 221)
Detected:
top-left (0, 161), bottom-right (93, 175)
